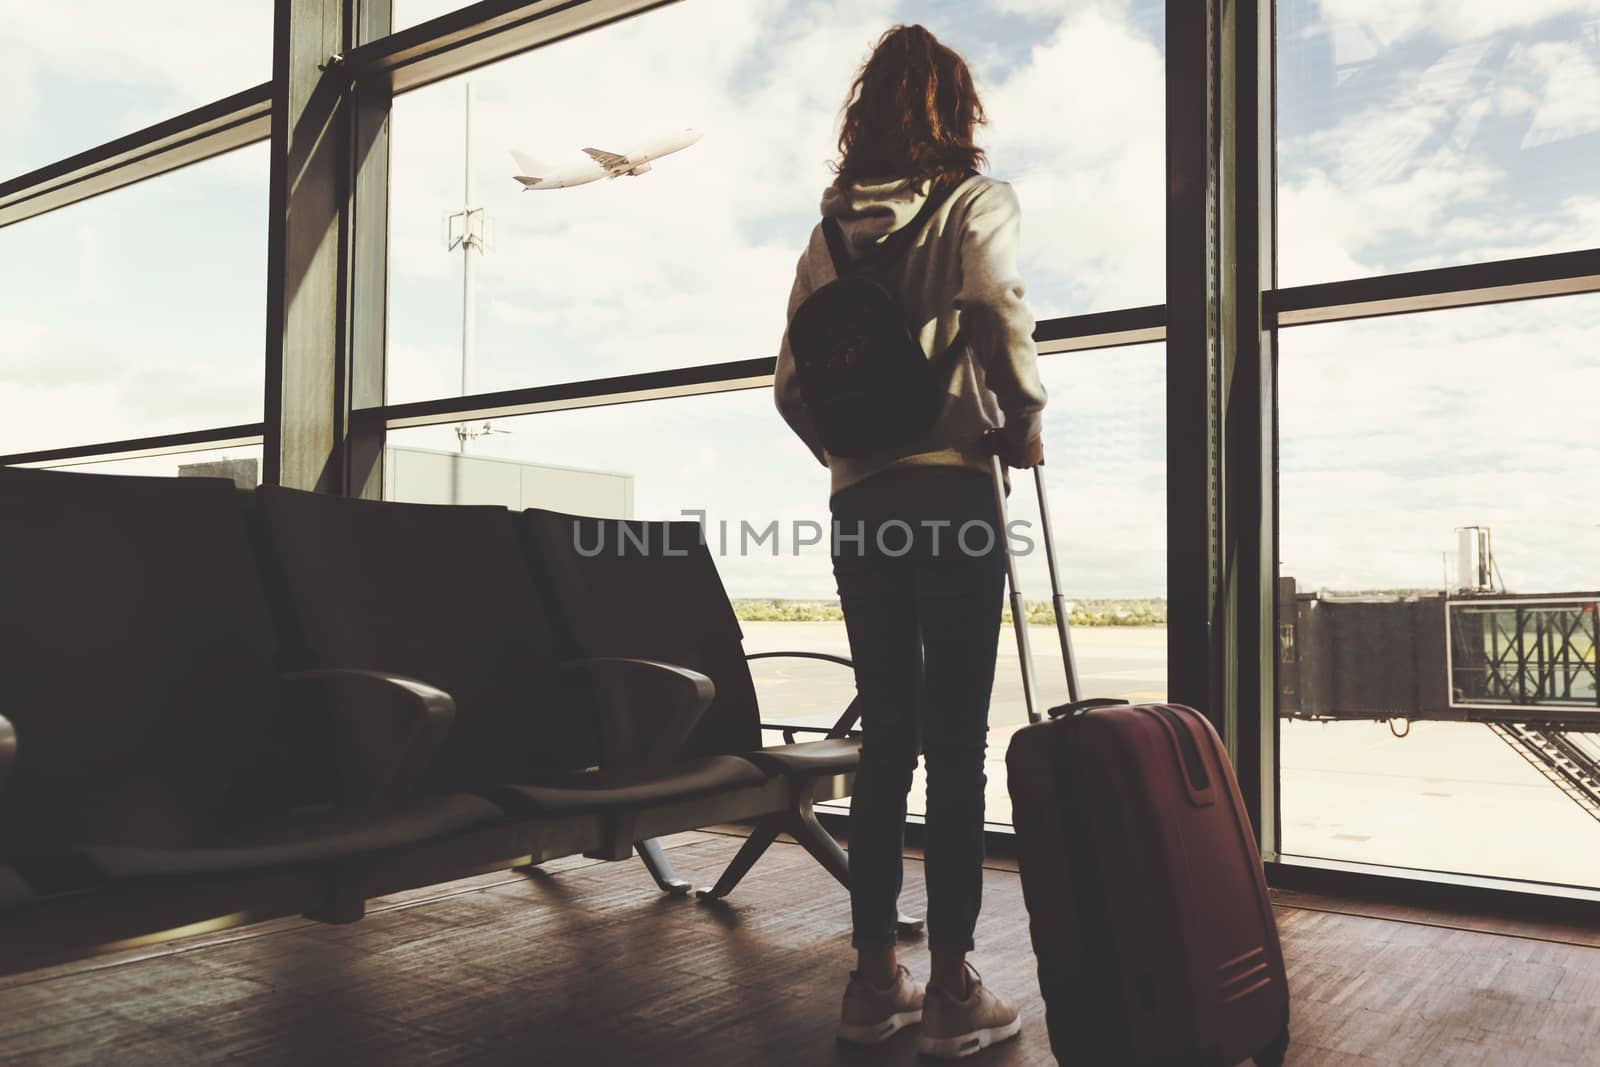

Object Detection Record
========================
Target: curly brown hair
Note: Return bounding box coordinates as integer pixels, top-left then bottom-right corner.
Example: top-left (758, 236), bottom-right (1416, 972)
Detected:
top-left (834, 24), bottom-right (987, 193)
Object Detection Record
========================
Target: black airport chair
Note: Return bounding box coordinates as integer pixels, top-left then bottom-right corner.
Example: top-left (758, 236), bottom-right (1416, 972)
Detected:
top-left (254, 486), bottom-right (783, 895)
top-left (0, 715), bottom-right (20, 911)
top-left (0, 468), bottom-right (502, 971)
top-left (520, 509), bottom-right (921, 931)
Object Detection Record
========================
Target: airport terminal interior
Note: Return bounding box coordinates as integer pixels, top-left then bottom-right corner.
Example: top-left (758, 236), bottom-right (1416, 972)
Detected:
top-left (1, 0), bottom-right (1597, 1064)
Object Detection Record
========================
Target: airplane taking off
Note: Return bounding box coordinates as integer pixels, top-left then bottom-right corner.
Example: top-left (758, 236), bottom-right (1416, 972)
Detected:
top-left (511, 128), bottom-right (703, 190)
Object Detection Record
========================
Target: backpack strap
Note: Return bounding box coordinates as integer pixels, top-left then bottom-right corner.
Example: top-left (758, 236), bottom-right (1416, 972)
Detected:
top-left (864, 169), bottom-right (975, 266)
top-left (930, 327), bottom-right (967, 389)
top-left (821, 217), bottom-right (852, 276)
top-left (867, 170), bottom-right (974, 375)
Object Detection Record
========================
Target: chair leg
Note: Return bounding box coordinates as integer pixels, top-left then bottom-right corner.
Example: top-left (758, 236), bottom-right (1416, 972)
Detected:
top-left (789, 800), bottom-right (850, 887)
top-left (636, 837), bottom-right (693, 896)
top-left (696, 817), bottom-right (782, 901)
top-left (304, 881), bottom-right (366, 925)
top-left (787, 800), bottom-right (925, 937)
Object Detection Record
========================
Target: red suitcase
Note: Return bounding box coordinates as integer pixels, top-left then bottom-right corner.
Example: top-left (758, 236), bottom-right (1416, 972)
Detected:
top-left (991, 458), bottom-right (1290, 1067)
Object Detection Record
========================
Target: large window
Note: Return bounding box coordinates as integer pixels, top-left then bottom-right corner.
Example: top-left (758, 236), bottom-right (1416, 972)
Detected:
top-left (1277, 0), bottom-right (1600, 286)
top-left (1274, 1), bottom-right (1600, 893)
top-left (1277, 296), bottom-right (1600, 887)
top-left (386, 0), bottom-right (1164, 403)
top-left (3, 0), bottom-right (1592, 902)
top-left (0, 145), bottom-right (269, 457)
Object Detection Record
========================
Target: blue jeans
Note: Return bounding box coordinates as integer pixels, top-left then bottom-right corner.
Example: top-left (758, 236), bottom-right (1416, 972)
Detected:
top-left (830, 466), bottom-right (1007, 953)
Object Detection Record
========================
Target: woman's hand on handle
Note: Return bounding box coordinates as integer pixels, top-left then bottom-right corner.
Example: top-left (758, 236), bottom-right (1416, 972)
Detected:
top-left (985, 428), bottom-right (1045, 469)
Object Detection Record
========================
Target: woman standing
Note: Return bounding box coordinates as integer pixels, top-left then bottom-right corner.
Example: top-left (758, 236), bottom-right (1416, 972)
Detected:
top-left (774, 23), bottom-right (1047, 1060)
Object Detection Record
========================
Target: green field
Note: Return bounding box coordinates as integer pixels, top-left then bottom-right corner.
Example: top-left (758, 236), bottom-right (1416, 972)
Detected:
top-left (732, 597), bottom-right (1167, 626)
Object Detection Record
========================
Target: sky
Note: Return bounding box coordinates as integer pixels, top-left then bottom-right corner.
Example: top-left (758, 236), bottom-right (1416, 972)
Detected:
top-left (1, 0), bottom-right (1598, 601)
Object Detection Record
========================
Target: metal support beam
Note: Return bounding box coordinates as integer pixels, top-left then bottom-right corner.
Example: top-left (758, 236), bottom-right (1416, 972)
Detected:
top-left (1165, 0), bottom-right (1225, 724)
top-left (0, 425), bottom-right (265, 469)
top-left (1219, 0), bottom-right (1278, 853)
top-left (1271, 248), bottom-right (1600, 326)
top-left (346, 0), bottom-right (680, 96)
top-left (263, 0), bottom-right (392, 492)
top-left (1034, 304), bottom-right (1166, 354)
top-left (366, 306), bottom-right (1169, 433)
top-left (1166, 0), bottom-right (1278, 854)
top-left (263, 0), bottom-right (349, 490)
top-left (346, 1), bottom-right (395, 499)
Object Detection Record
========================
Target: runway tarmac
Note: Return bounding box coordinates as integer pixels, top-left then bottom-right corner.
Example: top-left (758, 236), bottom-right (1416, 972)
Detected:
top-left (741, 621), bottom-right (1600, 890)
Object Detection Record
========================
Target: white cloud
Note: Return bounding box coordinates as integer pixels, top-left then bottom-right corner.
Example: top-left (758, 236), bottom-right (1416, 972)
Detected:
top-left (1516, 39), bottom-right (1600, 147)
top-left (0, 143), bottom-right (268, 455)
top-left (981, 4), bottom-right (1165, 311)
top-left (1280, 4), bottom-right (1600, 284)
top-left (985, 0), bottom-right (1129, 18)
top-left (1279, 297), bottom-right (1600, 593)
top-left (0, 1), bottom-right (272, 175)
top-left (0, 52), bottom-right (37, 134)
top-left (0, 0), bottom-right (272, 99)
top-left (1278, 163), bottom-right (1504, 280)
top-left (1317, 0), bottom-right (1600, 46)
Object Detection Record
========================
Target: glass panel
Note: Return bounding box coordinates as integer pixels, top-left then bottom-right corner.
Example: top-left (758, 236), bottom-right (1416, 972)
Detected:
top-left (1278, 295), bottom-right (1600, 887)
top-left (393, 0), bottom-right (457, 30)
top-left (386, 0), bottom-right (1164, 403)
top-left (383, 343), bottom-right (1167, 825)
top-left (1277, 1), bottom-right (1600, 286)
top-left (50, 444), bottom-right (264, 484)
top-left (0, 144), bottom-right (268, 457)
top-left (1, 2), bottom-right (274, 180)
top-left (1451, 601), bottom-right (1598, 710)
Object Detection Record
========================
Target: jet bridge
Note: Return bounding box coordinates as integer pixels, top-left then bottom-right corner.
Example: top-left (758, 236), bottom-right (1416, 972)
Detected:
top-left (1277, 578), bottom-right (1600, 824)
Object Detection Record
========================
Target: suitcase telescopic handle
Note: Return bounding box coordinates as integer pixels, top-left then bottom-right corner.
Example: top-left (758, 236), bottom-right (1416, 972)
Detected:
top-left (1029, 465), bottom-right (1083, 705)
top-left (987, 430), bottom-right (1086, 725)
top-left (1048, 698), bottom-right (1129, 719)
top-left (990, 452), bottom-right (1043, 724)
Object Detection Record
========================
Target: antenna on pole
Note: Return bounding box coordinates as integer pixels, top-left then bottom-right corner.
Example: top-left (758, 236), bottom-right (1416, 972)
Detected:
top-left (445, 81), bottom-right (495, 454)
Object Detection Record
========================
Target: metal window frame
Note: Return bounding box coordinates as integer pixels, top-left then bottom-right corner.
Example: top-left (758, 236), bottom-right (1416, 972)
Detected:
top-left (3, 0), bottom-right (1599, 913)
top-left (0, 85), bottom-right (272, 229)
top-left (0, 425), bottom-right (267, 470)
top-left (363, 306), bottom-right (1169, 431)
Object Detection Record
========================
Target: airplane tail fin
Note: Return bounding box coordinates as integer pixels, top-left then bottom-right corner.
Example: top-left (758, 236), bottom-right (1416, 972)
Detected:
top-left (510, 149), bottom-right (552, 179)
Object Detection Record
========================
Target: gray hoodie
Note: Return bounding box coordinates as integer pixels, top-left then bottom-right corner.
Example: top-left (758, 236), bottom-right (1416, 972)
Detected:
top-left (774, 173), bottom-right (1047, 496)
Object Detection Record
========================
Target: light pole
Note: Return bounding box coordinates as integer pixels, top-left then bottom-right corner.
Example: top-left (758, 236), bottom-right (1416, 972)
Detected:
top-left (445, 81), bottom-right (490, 455)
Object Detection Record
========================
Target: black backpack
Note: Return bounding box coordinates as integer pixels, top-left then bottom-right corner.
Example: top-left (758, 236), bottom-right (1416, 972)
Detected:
top-left (787, 175), bottom-right (968, 458)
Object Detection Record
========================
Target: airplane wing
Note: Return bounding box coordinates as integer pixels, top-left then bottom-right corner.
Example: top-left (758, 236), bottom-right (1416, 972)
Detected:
top-left (582, 147), bottom-right (631, 169)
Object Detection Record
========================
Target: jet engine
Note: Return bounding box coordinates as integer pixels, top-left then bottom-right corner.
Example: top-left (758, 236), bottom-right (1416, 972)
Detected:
top-left (626, 162), bottom-right (653, 176)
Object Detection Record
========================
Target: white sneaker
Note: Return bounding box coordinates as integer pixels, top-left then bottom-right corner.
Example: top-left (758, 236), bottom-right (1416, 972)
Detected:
top-left (838, 965), bottom-right (925, 1045)
top-left (917, 963), bottom-right (1021, 1059)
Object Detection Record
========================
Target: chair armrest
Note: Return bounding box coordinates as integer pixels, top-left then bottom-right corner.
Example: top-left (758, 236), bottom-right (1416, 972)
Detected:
top-left (746, 651), bottom-right (860, 738)
top-left (542, 657), bottom-right (715, 772)
top-left (279, 669), bottom-right (456, 807)
top-left (746, 650), bottom-right (854, 669)
top-left (827, 696), bottom-right (863, 739)
top-left (0, 714), bottom-right (14, 794)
